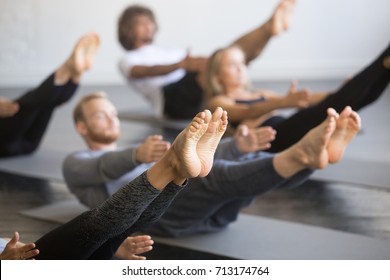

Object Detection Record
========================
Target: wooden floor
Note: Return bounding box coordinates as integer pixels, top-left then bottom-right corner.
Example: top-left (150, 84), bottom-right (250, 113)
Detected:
top-left (0, 81), bottom-right (389, 259)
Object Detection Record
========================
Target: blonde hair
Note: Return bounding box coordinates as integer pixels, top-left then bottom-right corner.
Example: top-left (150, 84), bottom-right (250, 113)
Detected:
top-left (205, 45), bottom-right (250, 103)
top-left (205, 48), bottom-right (225, 101)
top-left (73, 92), bottom-right (107, 124)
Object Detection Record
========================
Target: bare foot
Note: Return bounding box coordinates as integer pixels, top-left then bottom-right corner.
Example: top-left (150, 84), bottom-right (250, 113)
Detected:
top-left (384, 56), bottom-right (390, 69)
top-left (170, 110), bottom-right (212, 178)
top-left (196, 107), bottom-right (228, 176)
top-left (170, 107), bottom-right (227, 178)
top-left (56, 32), bottom-right (100, 84)
top-left (0, 97), bottom-right (19, 117)
top-left (293, 108), bottom-right (338, 169)
top-left (328, 106), bottom-right (361, 164)
top-left (273, 109), bottom-right (338, 178)
top-left (269, 0), bottom-right (296, 36)
top-left (147, 108), bottom-right (227, 188)
top-left (70, 32), bottom-right (100, 74)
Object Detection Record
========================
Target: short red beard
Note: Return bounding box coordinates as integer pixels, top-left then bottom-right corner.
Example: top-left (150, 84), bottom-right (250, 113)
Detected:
top-left (87, 129), bottom-right (120, 145)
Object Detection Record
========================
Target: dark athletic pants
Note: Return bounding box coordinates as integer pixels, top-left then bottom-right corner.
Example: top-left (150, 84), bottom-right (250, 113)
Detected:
top-left (0, 73), bottom-right (78, 157)
top-left (163, 72), bottom-right (203, 119)
top-left (263, 44), bottom-right (390, 153)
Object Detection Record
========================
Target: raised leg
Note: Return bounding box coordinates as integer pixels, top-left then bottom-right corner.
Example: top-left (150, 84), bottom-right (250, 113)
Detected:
top-left (231, 0), bottom-right (296, 64)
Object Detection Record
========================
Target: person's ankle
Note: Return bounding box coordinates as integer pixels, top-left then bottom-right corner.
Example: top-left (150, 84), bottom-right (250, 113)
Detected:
top-left (384, 56), bottom-right (390, 69)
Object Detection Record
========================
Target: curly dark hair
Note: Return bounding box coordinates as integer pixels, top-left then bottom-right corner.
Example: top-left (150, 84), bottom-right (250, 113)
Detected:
top-left (117, 5), bottom-right (157, 50)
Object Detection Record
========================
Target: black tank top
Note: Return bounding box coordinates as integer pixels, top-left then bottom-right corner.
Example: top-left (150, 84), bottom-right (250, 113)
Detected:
top-left (230, 97), bottom-right (267, 128)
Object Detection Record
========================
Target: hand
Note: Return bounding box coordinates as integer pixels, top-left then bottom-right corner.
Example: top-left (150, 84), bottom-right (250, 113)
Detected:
top-left (0, 232), bottom-right (39, 260)
top-left (179, 49), bottom-right (208, 73)
top-left (234, 124), bottom-right (276, 153)
top-left (0, 97), bottom-right (19, 117)
top-left (135, 135), bottom-right (171, 163)
top-left (115, 235), bottom-right (154, 260)
top-left (284, 81), bottom-right (310, 108)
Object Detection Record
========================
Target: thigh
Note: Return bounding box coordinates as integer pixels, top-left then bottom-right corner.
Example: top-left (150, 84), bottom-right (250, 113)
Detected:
top-left (0, 109), bottom-right (39, 156)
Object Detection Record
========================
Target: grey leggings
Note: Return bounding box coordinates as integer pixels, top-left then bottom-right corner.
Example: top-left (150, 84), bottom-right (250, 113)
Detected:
top-left (34, 172), bottom-right (183, 259)
top-left (148, 152), bottom-right (313, 237)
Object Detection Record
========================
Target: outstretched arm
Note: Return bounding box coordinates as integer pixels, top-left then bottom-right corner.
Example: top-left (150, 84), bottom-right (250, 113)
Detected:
top-left (207, 82), bottom-right (309, 126)
top-left (130, 62), bottom-right (183, 78)
top-left (63, 135), bottom-right (170, 187)
top-left (129, 51), bottom-right (207, 79)
top-left (63, 147), bottom-right (141, 187)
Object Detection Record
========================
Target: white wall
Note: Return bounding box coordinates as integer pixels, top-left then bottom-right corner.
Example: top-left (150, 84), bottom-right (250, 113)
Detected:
top-left (0, 0), bottom-right (389, 86)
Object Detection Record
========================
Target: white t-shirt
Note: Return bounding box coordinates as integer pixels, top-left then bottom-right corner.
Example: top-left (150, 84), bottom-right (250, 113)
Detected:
top-left (119, 45), bottom-right (186, 117)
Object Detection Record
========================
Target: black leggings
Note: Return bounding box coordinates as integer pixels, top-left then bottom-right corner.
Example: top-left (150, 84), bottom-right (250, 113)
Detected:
top-left (163, 72), bottom-right (203, 119)
top-left (263, 44), bottom-right (390, 153)
top-left (0, 73), bottom-right (78, 157)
